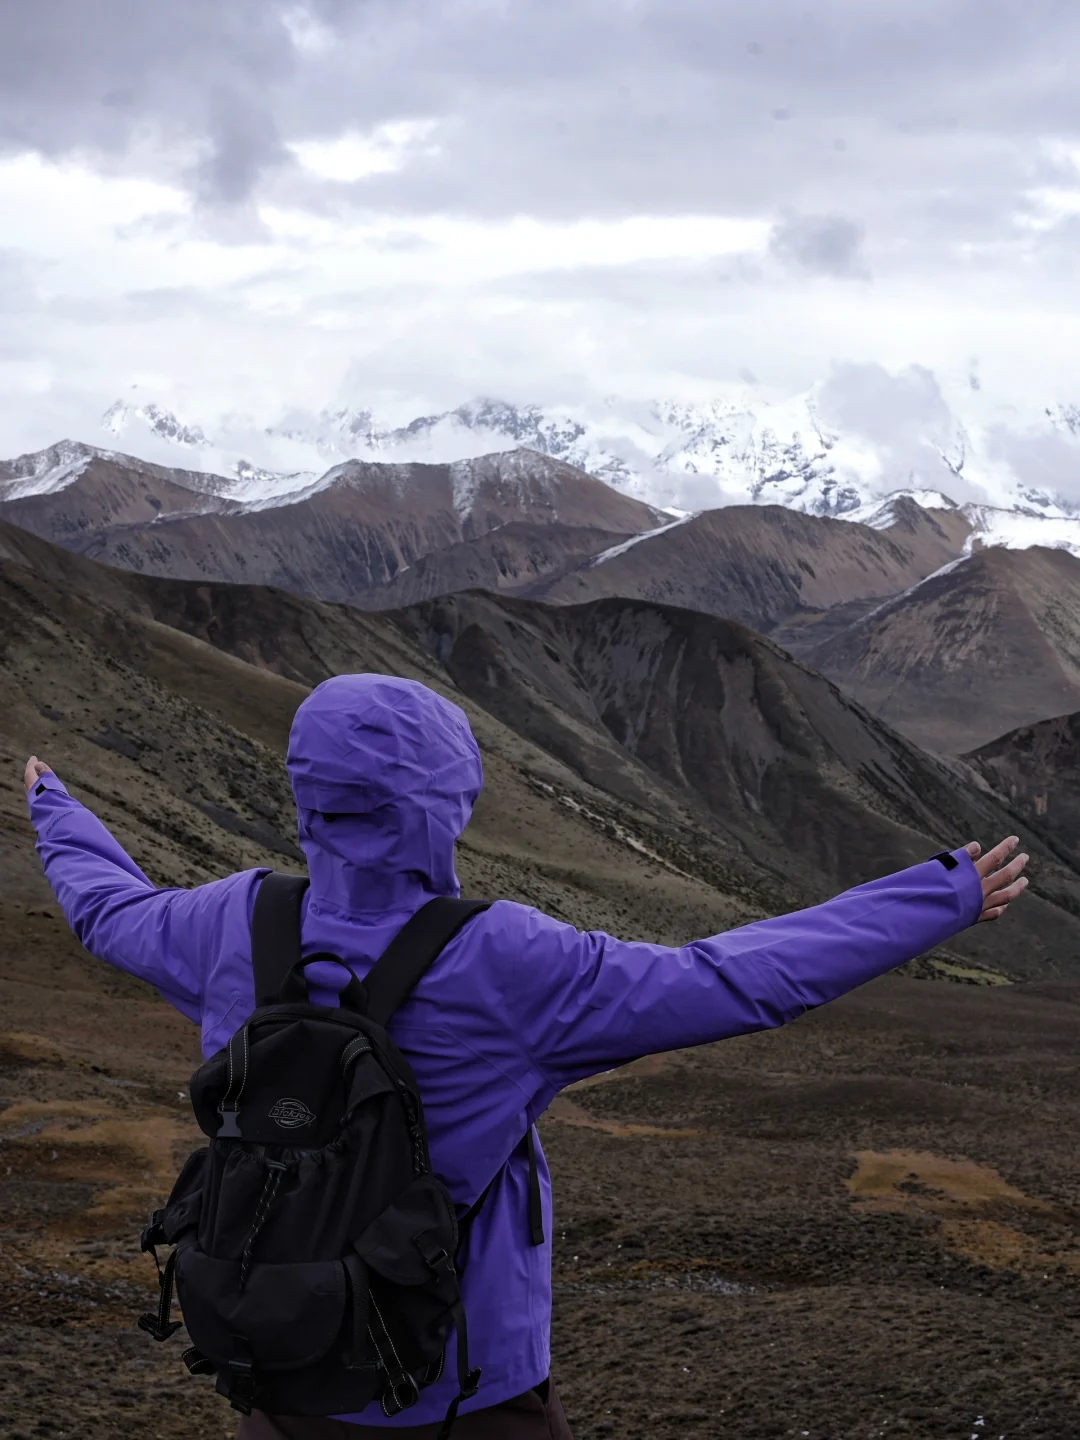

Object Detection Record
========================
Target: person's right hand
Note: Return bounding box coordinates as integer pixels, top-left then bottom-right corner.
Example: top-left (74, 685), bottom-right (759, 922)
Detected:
top-left (24, 755), bottom-right (53, 793)
top-left (962, 837), bottom-right (1029, 922)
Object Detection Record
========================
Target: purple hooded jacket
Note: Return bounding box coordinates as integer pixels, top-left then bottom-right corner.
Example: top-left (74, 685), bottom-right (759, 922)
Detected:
top-left (28, 674), bottom-right (984, 1425)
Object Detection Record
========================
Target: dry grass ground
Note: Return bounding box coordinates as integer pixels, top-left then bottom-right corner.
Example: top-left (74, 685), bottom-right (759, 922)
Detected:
top-left (4, 906), bottom-right (1080, 1440)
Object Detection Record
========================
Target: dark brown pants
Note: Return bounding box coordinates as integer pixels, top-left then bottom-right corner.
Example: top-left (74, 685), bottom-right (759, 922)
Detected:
top-left (236, 1381), bottom-right (573, 1440)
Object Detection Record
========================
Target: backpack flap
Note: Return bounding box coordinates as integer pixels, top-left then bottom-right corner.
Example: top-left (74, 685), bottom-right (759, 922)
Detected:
top-left (189, 1014), bottom-right (389, 1147)
top-left (354, 1173), bottom-right (460, 1290)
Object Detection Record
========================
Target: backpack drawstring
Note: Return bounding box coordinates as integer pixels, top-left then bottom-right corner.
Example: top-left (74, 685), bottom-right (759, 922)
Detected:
top-left (238, 1159), bottom-right (288, 1291)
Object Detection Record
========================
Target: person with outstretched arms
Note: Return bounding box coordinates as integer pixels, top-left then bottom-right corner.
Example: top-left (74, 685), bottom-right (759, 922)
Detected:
top-left (23, 674), bottom-right (1029, 1439)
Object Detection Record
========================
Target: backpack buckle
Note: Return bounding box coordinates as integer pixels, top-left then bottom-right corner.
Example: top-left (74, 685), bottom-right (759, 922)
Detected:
top-left (217, 1106), bottom-right (243, 1139)
top-left (463, 1367), bottom-right (482, 1399)
top-left (414, 1236), bottom-right (456, 1280)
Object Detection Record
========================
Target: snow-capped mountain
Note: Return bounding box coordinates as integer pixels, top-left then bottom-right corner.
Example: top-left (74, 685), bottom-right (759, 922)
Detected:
top-left (98, 402), bottom-right (318, 505)
top-left (0, 439), bottom-right (99, 502)
top-left (102, 400), bottom-right (210, 450)
top-left (840, 487), bottom-right (1080, 559)
top-left (97, 367), bottom-right (1080, 532)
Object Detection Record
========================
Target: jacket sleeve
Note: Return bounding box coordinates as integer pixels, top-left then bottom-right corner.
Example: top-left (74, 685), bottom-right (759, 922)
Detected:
top-left (26, 771), bottom-right (249, 1023)
top-left (500, 850), bottom-right (984, 1097)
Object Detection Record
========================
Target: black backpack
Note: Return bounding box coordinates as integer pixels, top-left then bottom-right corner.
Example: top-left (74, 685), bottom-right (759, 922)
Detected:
top-left (136, 873), bottom-right (524, 1438)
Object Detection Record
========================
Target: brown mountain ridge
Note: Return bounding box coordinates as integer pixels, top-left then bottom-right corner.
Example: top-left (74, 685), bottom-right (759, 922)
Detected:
top-left (2, 516), bottom-right (1076, 981)
top-left (0, 445), bottom-right (663, 599)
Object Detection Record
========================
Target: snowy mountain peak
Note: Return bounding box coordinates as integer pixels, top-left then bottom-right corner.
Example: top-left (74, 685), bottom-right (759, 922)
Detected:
top-left (80, 369), bottom-right (1080, 550)
top-left (842, 489), bottom-right (959, 529)
top-left (0, 438), bottom-right (114, 502)
top-left (104, 400), bottom-right (209, 449)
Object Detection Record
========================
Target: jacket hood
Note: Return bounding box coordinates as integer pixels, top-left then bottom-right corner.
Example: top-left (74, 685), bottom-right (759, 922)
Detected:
top-left (287, 674), bottom-right (483, 915)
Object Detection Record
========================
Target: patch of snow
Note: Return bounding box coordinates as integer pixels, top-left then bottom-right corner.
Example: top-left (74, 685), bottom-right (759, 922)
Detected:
top-left (450, 457), bottom-right (484, 520)
top-left (961, 504), bottom-right (1080, 559)
top-left (589, 514), bottom-right (695, 566)
top-left (220, 460), bottom-right (321, 509)
top-left (104, 400), bottom-right (208, 449)
top-left (449, 449), bottom-right (565, 521)
top-left (851, 556), bottom-right (971, 628)
top-left (840, 488), bottom-right (960, 529)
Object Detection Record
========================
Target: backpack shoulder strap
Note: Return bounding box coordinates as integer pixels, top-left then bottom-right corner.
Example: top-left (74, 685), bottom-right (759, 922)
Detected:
top-left (250, 871), bottom-right (310, 1006)
top-left (360, 897), bottom-right (490, 1026)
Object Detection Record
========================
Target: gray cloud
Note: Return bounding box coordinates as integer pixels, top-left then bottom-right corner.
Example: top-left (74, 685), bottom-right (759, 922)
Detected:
top-left (769, 214), bottom-right (868, 278)
top-left (3, 0), bottom-right (1080, 459)
top-left (816, 363), bottom-right (954, 443)
top-left (1, 1), bottom-right (298, 208)
top-left (2, 0), bottom-right (1079, 241)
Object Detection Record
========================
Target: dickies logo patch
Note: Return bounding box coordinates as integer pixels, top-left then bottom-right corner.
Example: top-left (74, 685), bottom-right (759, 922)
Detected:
top-left (269, 1097), bottom-right (315, 1129)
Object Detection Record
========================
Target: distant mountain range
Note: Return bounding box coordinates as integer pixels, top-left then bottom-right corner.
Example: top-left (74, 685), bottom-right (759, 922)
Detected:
top-left (7, 410), bottom-right (1080, 760)
top-left (96, 369), bottom-right (1080, 528)
top-left (0, 443), bottom-right (662, 600)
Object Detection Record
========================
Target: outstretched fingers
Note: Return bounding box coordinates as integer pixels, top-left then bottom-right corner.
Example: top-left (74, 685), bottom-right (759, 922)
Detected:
top-left (980, 876), bottom-right (1029, 919)
top-left (976, 838), bottom-right (1029, 923)
top-left (973, 836), bottom-right (1019, 880)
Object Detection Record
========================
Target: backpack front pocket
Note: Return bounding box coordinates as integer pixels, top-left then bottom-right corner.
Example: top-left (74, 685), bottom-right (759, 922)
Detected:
top-left (175, 1249), bottom-right (347, 1371)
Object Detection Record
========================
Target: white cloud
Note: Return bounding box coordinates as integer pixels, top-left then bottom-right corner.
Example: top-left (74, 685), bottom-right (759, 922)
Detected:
top-left (289, 120), bottom-right (441, 182)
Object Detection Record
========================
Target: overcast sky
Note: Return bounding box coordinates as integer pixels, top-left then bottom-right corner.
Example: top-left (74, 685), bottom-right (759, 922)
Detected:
top-left (3, 0), bottom-right (1080, 453)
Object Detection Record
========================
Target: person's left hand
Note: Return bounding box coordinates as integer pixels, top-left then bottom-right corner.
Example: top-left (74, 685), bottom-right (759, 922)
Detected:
top-left (24, 755), bottom-right (53, 793)
top-left (963, 837), bottom-right (1029, 922)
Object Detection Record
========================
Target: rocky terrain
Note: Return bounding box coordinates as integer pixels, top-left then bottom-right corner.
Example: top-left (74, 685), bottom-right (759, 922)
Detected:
top-left (967, 711), bottom-right (1080, 868)
top-left (811, 545), bottom-right (1080, 754)
top-left (536, 497), bottom-right (972, 642)
top-left (354, 496), bottom-right (972, 641)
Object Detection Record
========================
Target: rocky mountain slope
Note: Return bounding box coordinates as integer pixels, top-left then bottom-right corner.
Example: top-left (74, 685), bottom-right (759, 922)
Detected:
top-left (1, 438), bottom-right (977, 628)
top-left (537, 498), bottom-right (973, 646)
top-left (12, 440), bottom-right (1080, 759)
top-left (355, 496), bottom-right (972, 630)
top-left (3, 516), bottom-right (1077, 980)
top-left (966, 710), bottom-right (1080, 867)
top-left (0, 446), bottom-right (661, 599)
top-left (811, 545), bottom-right (1080, 754)
top-left (350, 521), bottom-right (634, 608)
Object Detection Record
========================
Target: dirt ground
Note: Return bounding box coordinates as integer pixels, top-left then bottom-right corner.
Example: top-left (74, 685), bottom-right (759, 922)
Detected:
top-left (4, 906), bottom-right (1080, 1440)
